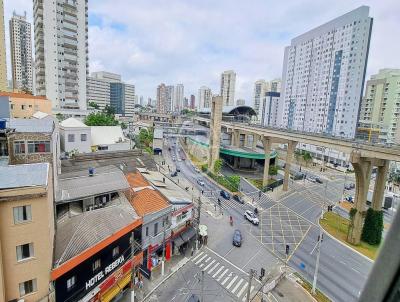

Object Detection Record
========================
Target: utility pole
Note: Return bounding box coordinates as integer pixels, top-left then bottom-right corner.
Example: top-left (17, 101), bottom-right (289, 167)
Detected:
top-left (196, 196), bottom-right (202, 250)
top-left (201, 270), bottom-right (205, 302)
top-left (312, 225), bottom-right (323, 294)
top-left (130, 231), bottom-right (136, 302)
top-left (246, 269), bottom-right (255, 302)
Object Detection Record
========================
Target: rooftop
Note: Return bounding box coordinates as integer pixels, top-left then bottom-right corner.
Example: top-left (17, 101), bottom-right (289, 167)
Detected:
top-left (7, 118), bottom-right (54, 133)
top-left (91, 126), bottom-right (127, 145)
top-left (55, 165), bottom-right (129, 203)
top-left (127, 171), bottom-right (170, 216)
top-left (0, 163), bottom-right (49, 189)
top-left (60, 117), bottom-right (88, 128)
top-left (0, 92), bottom-right (47, 100)
top-left (54, 194), bottom-right (139, 267)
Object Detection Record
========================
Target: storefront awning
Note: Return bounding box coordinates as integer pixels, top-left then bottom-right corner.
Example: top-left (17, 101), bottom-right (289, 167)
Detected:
top-left (173, 236), bottom-right (185, 248)
top-left (180, 227), bottom-right (196, 242)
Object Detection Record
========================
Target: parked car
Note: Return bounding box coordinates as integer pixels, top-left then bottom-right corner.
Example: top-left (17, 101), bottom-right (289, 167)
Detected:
top-left (171, 171), bottom-right (178, 177)
top-left (232, 229), bottom-right (242, 247)
top-left (233, 195), bottom-right (244, 204)
top-left (194, 167), bottom-right (201, 173)
top-left (344, 183), bottom-right (355, 190)
top-left (307, 176), bottom-right (317, 183)
top-left (188, 295), bottom-right (200, 302)
top-left (345, 196), bottom-right (354, 203)
top-left (220, 190), bottom-right (230, 200)
top-left (197, 179), bottom-right (205, 186)
top-left (244, 210), bottom-right (259, 225)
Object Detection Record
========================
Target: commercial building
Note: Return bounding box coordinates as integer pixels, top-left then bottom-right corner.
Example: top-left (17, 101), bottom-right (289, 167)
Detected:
top-left (60, 117), bottom-right (91, 153)
top-left (33, 0), bottom-right (89, 110)
top-left (198, 86), bottom-right (212, 111)
top-left (156, 83), bottom-right (167, 114)
top-left (86, 76), bottom-right (111, 111)
top-left (175, 84), bottom-right (184, 112)
top-left (220, 70), bottom-right (236, 107)
top-left (358, 69), bottom-right (400, 143)
top-left (280, 6), bottom-right (373, 138)
top-left (0, 163), bottom-right (54, 302)
top-left (110, 82), bottom-right (135, 116)
top-left (0, 92), bottom-right (51, 118)
top-left (52, 165), bottom-right (143, 301)
top-left (261, 92), bottom-right (281, 127)
top-left (9, 12), bottom-right (33, 93)
top-left (0, 0), bottom-right (6, 91)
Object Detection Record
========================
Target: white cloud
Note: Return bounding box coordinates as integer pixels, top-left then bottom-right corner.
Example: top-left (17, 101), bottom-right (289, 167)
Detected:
top-left (3, 0), bottom-right (400, 104)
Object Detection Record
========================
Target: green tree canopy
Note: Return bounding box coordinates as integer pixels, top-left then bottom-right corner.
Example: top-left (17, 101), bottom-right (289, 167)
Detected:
top-left (88, 101), bottom-right (100, 109)
top-left (214, 159), bottom-right (223, 174)
top-left (84, 112), bottom-right (119, 126)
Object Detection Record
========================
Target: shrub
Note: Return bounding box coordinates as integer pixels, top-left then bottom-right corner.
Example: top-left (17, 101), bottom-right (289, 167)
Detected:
top-left (361, 208), bottom-right (383, 245)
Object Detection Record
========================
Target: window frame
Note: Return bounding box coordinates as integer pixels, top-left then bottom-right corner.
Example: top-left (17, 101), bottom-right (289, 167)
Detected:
top-left (14, 141), bottom-right (26, 154)
top-left (80, 133), bottom-right (87, 142)
top-left (13, 205), bottom-right (32, 224)
top-left (68, 134), bottom-right (75, 143)
top-left (16, 242), bottom-right (34, 261)
top-left (19, 278), bottom-right (37, 297)
top-left (27, 140), bottom-right (51, 153)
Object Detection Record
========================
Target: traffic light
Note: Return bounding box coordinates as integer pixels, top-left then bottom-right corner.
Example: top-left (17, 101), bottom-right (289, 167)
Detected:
top-left (260, 268), bottom-right (265, 277)
top-left (285, 244), bottom-right (290, 255)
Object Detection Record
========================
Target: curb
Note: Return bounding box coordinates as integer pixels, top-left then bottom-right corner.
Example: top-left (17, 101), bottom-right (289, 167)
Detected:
top-left (142, 256), bottom-right (191, 301)
top-left (317, 220), bottom-right (374, 263)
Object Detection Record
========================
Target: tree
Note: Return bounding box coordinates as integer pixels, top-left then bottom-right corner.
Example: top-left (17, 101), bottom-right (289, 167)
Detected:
top-left (302, 151), bottom-right (313, 167)
top-left (138, 128), bottom-right (153, 148)
top-left (84, 112), bottom-right (119, 126)
top-left (214, 159), bottom-right (223, 174)
top-left (269, 165), bottom-right (278, 176)
top-left (294, 150), bottom-right (302, 164)
top-left (103, 105), bottom-right (115, 116)
top-left (361, 208), bottom-right (384, 245)
top-left (88, 101), bottom-right (100, 109)
top-left (55, 113), bottom-right (64, 122)
top-left (120, 122), bottom-right (127, 129)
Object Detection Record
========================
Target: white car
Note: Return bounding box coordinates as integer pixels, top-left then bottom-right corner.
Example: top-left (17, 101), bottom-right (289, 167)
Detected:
top-left (307, 176), bottom-right (317, 183)
top-left (244, 210), bottom-right (259, 225)
top-left (197, 179), bottom-right (205, 186)
top-left (194, 167), bottom-right (201, 173)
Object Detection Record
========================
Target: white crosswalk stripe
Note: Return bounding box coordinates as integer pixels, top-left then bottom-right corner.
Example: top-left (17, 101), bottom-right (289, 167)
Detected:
top-left (207, 262), bottom-right (219, 274)
top-left (191, 251), bottom-right (258, 299)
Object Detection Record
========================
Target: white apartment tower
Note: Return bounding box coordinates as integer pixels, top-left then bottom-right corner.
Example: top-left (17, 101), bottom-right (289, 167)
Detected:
top-left (253, 80), bottom-right (266, 119)
top-left (220, 70), bottom-right (236, 107)
top-left (156, 83), bottom-right (167, 114)
top-left (175, 84), bottom-right (184, 111)
top-left (280, 6), bottom-right (372, 138)
top-left (0, 0), bottom-right (7, 91)
top-left (9, 12), bottom-right (33, 93)
top-left (33, 0), bottom-right (89, 110)
top-left (166, 85), bottom-right (174, 112)
top-left (198, 86), bottom-right (212, 111)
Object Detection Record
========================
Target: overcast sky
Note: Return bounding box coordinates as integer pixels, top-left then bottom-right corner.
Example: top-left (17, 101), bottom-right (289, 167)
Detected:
top-left (4, 0), bottom-right (400, 104)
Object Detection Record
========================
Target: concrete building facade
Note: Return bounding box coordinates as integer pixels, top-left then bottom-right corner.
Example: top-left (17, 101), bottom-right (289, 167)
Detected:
top-left (198, 86), bottom-right (212, 111)
top-left (0, 0), bottom-right (6, 91)
top-left (220, 70), bottom-right (236, 107)
top-left (0, 163), bottom-right (54, 302)
top-left (9, 12), bottom-right (33, 93)
top-left (261, 92), bottom-right (281, 127)
top-left (175, 84), bottom-right (184, 112)
top-left (166, 85), bottom-right (174, 113)
top-left (359, 69), bottom-right (400, 144)
top-left (156, 83), bottom-right (167, 114)
top-left (190, 94), bottom-right (195, 109)
top-left (280, 6), bottom-right (373, 138)
top-left (0, 92), bottom-right (51, 119)
top-left (86, 76), bottom-right (111, 111)
top-left (60, 117), bottom-right (91, 153)
top-left (33, 0), bottom-right (89, 110)
top-left (253, 80), bottom-right (266, 120)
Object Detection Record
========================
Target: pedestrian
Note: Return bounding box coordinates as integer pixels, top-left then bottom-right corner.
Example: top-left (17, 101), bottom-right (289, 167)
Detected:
top-left (191, 246), bottom-right (194, 256)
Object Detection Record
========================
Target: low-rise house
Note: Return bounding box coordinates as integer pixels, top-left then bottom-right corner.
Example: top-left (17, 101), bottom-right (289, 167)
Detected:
top-left (91, 126), bottom-right (130, 152)
top-left (0, 92), bottom-right (52, 119)
top-left (0, 163), bottom-right (55, 302)
top-left (59, 117), bottom-right (91, 153)
top-left (52, 165), bottom-right (143, 301)
top-left (126, 171), bottom-right (172, 278)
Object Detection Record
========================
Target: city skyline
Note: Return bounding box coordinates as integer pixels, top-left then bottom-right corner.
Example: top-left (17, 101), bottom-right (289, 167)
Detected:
top-left (3, 0), bottom-right (400, 103)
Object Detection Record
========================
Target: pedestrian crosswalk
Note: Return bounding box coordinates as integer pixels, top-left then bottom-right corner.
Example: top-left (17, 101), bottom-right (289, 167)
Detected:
top-left (203, 191), bottom-right (254, 213)
top-left (191, 250), bottom-right (256, 301)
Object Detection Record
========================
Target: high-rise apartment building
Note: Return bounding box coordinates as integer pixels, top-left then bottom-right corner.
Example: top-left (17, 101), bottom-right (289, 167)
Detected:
top-left (156, 83), bottom-right (167, 113)
top-left (9, 12), bottom-right (33, 93)
top-left (33, 0), bottom-right (89, 110)
top-left (220, 70), bottom-right (236, 107)
top-left (175, 84), bottom-right (184, 111)
top-left (359, 69), bottom-right (400, 143)
top-left (261, 92), bottom-right (281, 127)
top-left (0, 0), bottom-right (7, 91)
top-left (198, 86), bottom-right (212, 111)
top-left (253, 80), bottom-right (266, 119)
top-left (270, 79), bottom-right (281, 93)
top-left (280, 6), bottom-right (372, 138)
top-left (190, 94), bottom-right (195, 109)
top-left (87, 71), bottom-right (135, 115)
top-left (166, 85), bottom-right (174, 112)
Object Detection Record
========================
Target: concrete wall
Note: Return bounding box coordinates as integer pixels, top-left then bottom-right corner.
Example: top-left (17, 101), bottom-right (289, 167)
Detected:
top-left (142, 207), bottom-right (172, 249)
top-left (0, 168), bottom-right (54, 301)
top-left (9, 96), bottom-right (52, 118)
top-left (60, 127), bottom-right (91, 153)
top-left (186, 138), bottom-right (208, 162)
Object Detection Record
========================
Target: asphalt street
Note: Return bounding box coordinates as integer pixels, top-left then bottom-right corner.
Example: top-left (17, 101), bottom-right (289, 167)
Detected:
top-left (165, 137), bottom-right (373, 302)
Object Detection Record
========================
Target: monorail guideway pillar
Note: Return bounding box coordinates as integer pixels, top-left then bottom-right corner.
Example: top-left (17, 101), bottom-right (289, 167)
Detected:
top-left (262, 137), bottom-right (272, 187)
top-left (372, 160), bottom-right (389, 211)
top-left (208, 96), bottom-right (223, 172)
top-left (283, 141), bottom-right (297, 191)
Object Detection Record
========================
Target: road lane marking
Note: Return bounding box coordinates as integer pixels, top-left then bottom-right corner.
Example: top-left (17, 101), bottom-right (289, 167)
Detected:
top-left (217, 268), bottom-right (229, 281)
top-left (287, 224), bottom-right (312, 262)
top-left (192, 251), bottom-right (204, 262)
top-left (226, 275), bottom-right (238, 290)
top-left (232, 278), bottom-right (244, 294)
top-left (212, 265), bottom-right (224, 278)
top-left (241, 249), bottom-right (261, 270)
top-left (207, 262), bottom-right (219, 274)
top-left (221, 275), bottom-right (231, 286)
top-left (236, 283), bottom-right (248, 298)
top-left (195, 254), bottom-right (207, 265)
top-left (203, 259), bottom-right (216, 271)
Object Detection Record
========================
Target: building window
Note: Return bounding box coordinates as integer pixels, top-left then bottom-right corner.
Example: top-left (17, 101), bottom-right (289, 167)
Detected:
top-left (13, 205), bottom-right (32, 223)
top-left (21, 105), bottom-right (26, 110)
top-left (80, 133), bottom-right (87, 141)
top-left (16, 243), bottom-right (34, 261)
top-left (145, 226), bottom-right (149, 236)
top-left (27, 141), bottom-right (50, 153)
top-left (19, 279), bottom-right (37, 296)
top-left (98, 145), bottom-right (108, 151)
top-left (154, 223), bottom-right (158, 236)
top-left (14, 141), bottom-right (26, 154)
top-left (92, 259), bottom-right (101, 272)
top-left (112, 246), bottom-right (119, 258)
top-left (68, 134), bottom-right (75, 142)
top-left (66, 276), bottom-right (76, 291)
